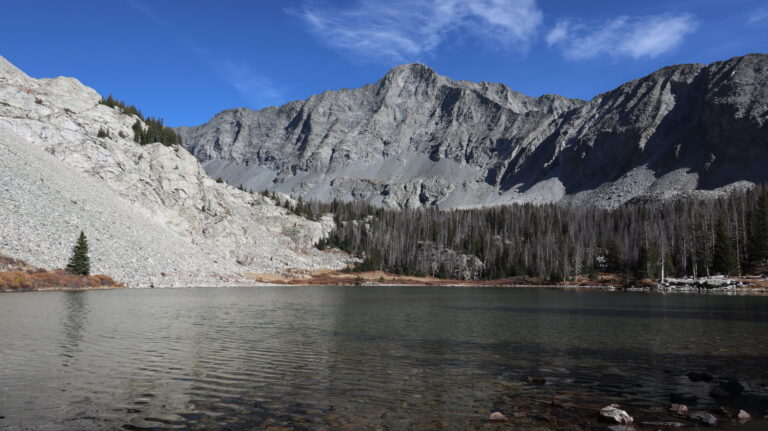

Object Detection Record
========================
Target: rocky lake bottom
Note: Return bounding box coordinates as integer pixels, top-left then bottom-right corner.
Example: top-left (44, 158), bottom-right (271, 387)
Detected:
top-left (0, 286), bottom-right (766, 430)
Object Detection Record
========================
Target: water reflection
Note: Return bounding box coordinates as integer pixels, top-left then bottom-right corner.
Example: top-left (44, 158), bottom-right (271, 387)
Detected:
top-left (61, 291), bottom-right (88, 355)
top-left (0, 287), bottom-right (766, 430)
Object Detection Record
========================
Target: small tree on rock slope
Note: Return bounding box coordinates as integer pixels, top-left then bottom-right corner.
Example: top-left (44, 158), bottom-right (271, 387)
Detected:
top-left (65, 231), bottom-right (91, 276)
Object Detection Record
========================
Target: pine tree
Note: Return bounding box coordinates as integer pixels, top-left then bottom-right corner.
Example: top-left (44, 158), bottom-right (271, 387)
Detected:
top-left (637, 242), bottom-right (660, 279)
top-left (713, 220), bottom-right (739, 275)
top-left (747, 189), bottom-right (768, 266)
top-left (65, 231), bottom-right (91, 276)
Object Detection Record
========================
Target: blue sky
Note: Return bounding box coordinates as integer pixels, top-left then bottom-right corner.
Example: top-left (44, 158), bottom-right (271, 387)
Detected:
top-left (1, 0), bottom-right (766, 126)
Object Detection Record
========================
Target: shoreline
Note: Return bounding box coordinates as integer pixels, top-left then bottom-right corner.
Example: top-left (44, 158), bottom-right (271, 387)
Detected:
top-left (244, 269), bottom-right (768, 295)
top-left (4, 270), bottom-right (767, 295)
top-left (0, 284), bottom-right (124, 293)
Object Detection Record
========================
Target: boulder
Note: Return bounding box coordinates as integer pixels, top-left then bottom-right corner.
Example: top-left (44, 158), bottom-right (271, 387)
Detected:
top-left (737, 410), bottom-right (751, 421)
top-left (688, 411), bottom-right (718, 426)
top-left (599, 405), bottom-right (633, 424)
top-left (669, 404), bottom-right (688, 415)
top-left (489, 411), bottom-right (507, 423)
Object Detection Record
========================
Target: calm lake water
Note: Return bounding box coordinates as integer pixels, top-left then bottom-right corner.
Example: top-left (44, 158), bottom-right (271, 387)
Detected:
top-left (1, 286), bottom-right (767, 430)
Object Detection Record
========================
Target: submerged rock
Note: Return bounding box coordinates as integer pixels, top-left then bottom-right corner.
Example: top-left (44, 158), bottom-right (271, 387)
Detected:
top-left (599, 405), bottom-right (633, 424)
top-left (688, 411), bottom-right (718, 426)
top-left (669, 404), bottom-right (688, 415)
top-left (687, 371), bottom-right (714, 382)
top-left (738, 409), bottom-right (751, 421)
top-left (489, 411), bottom-right (507, 423)
top-left (670, 393), bottom-right (699, 404)
top-left (718, 379), bottom-right (746, 397)
top-left (525, 376), bottom-right (546, 385)
top-left (641, 422), bottom-right (685, 428)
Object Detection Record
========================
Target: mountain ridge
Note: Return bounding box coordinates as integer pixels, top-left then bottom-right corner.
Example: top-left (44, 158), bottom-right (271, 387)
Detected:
top-left (0, 55), bottom-right (349, 287)
top-left (179, 53), bottom-right (768, 209)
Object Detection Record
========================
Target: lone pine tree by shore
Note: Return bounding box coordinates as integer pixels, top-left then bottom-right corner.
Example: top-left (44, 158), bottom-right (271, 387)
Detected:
top-left (65, 231), bottom-right (91, 276)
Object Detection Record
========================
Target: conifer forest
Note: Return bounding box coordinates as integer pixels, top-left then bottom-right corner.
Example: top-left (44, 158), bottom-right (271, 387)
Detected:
top-left (299, 185), bottom-right (768, 281)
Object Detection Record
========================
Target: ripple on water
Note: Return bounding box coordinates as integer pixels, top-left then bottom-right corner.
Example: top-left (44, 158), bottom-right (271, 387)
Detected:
top-left (0, 286), bottom-right (767, 430)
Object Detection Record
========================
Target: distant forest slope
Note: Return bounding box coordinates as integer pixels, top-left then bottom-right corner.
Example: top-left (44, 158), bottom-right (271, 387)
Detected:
top-left (281, 185), bottom-right (768, 282)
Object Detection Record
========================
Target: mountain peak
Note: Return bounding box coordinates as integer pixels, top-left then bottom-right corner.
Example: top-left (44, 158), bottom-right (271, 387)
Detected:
top-left (387, 63), bottom-right (436, 75)
top-left (180, 53), bottom-right (768, 209)
top-left (381, 63), bottom-right (439, 86)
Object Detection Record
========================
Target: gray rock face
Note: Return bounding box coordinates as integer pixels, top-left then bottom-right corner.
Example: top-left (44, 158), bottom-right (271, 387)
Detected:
top-left (415, 241), bottom-right (484, 280)
top-left (180, 54), bottom-right (768, 209)
top-left (0, 56), bottom-right (350, 287)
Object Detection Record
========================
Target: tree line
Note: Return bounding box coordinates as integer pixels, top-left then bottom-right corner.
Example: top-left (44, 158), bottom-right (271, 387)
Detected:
top-left (302, 185), bottom-right (768, 281)
top-left (99, 95), bottom-right (181, 146)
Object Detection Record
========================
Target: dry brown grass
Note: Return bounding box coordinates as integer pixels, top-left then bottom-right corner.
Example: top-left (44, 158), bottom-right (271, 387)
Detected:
top-left (244, 270), bottom-right (641, 288)
top-left (0, 269), bottom-right (120, 291)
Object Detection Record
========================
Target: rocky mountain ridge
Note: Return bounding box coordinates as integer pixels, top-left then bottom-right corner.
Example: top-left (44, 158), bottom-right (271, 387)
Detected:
top-left (0, 56), bottom-right (349, 287)
top-left (179, 54), bottom-right (768, 208)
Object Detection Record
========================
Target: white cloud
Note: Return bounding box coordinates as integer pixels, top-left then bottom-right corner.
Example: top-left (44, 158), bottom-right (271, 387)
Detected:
top-left (291, 0), bottom-right (543, 64)
top-left (545, 20), bottom-right (569, 46)
top-left (218, 61), bottom-right (285, 107)
top-left (747, 7), bottom-right (768, 25)
top-left (546, 13), bottom-right (698, 61)
top-left (126, 0), bottom-right (284, 108)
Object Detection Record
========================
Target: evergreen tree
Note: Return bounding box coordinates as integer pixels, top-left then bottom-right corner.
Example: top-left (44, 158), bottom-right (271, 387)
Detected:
top-left (694, 222), bottom-right (713, 277)
top-left (637, 242), bottom-right (660, 279)
top-left (713, 220), bottom-right (739, 275)
top-left (747, 189), bottom-right (768, 266)
top-left (65, 231), bottom-right (91, 276)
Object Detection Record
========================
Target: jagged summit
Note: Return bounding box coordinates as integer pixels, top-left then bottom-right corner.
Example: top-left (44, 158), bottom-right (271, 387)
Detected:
top-left (381, 63), bottom-right (439, 83)
top-left (179, 53), bottom-right (768, 209)
top-left (385, 62), bottom-right (436, 76)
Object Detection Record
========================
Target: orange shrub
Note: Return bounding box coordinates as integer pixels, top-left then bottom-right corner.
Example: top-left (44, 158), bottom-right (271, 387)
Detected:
top-left (0, 269), bottom-right (119, 291)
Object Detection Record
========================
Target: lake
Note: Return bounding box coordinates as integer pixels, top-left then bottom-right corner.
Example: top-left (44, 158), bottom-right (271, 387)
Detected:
top-left (1, 286), bottom-right (767, 430)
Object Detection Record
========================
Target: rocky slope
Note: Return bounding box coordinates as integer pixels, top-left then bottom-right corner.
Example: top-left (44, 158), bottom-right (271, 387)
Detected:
top-left (180, 54), bottom-right (768, 208)
top-left (0, 56), bottom-right (349, 287)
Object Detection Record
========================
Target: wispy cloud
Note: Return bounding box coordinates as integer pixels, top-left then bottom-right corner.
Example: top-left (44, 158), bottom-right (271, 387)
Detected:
top-left (291, 0), bottom-right (543, 64)
top-left (217, 61), bottom-right (285, 107)
top-left (546, 13), bottom-right (698, 61)
top-left (125, 0), bottom-right (285, 108)
top-left (747, 6), bottom-right (768, 25)
top-left (126, 0), bottom-right (169, 27)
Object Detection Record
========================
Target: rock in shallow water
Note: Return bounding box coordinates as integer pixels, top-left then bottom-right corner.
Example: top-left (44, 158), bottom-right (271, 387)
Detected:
top-left (688, 411), bottom-right (718, 426)
top-left (525, 376), bottom-right (546, 385)
top-left (717, 379), bottom-right (746, 397)
top-left (669, 404), bottom-right (688, 415)
top-left (738, 409), bottom-right (751, 421)
top-left (641, 421), bottom-right (685, 428)
top-left (489, 411), bottom-right (507, 423)
top-left (599, 404), bottom-right (633, 424)
top-left (687, 371), bottom-right (714, 382)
